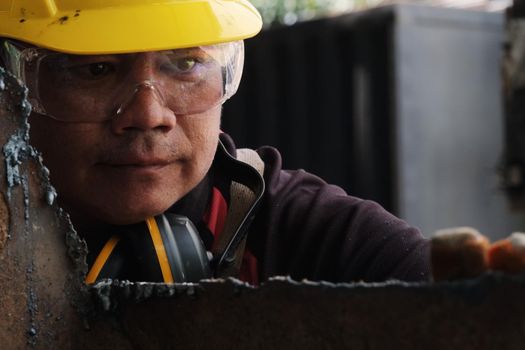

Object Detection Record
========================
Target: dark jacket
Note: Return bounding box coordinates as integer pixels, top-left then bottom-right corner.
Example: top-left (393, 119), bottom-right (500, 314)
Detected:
top-left (173, 133), bottom-right (430, 283)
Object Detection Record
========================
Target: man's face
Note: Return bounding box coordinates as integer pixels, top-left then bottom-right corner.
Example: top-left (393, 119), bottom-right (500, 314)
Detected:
top-left (28, 52), bottom-right (222, 227)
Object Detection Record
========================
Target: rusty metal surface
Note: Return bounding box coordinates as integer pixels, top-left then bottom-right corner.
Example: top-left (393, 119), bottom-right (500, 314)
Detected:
top-left (1, 65), bottom-right (525, 350)
top-left (0, 191), bottom-right (7, 251)
top-left (87, 276), bottom-right (525, 350)
top-left (0, 67), bottom-right (89, 349)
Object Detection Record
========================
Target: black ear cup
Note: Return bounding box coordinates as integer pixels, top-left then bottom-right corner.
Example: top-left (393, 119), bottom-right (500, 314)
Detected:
top-left (155, 214), bottom-right (212, 282)
top-left (86, 214), bottom-right (212, 284)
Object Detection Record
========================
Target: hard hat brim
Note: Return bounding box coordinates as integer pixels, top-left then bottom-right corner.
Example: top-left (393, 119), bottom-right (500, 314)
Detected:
top-left (0, 0), bottom-right (262, 54)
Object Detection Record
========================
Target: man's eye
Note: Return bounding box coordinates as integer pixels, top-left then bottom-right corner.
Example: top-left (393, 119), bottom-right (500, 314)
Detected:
top-left (172, 58), bottom-right (198, 73)
top-left (87, 62), bottom-right (114, 77)
top-left (67, 62), bottom-right (116, 80)
top-left (159, 50), bottom-right (212, 79)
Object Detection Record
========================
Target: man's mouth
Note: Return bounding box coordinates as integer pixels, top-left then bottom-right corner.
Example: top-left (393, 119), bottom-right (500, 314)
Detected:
top-left (110, 161), bottom-right (170, 167)
top-left (100, 155), bottom-right (173, 165)
top-left (98, 158), bottom-right (173, 171)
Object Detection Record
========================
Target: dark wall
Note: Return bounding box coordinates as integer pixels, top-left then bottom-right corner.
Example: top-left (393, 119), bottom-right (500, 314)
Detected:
top-left (502, 3), bottom-right (525, 209)
top-left (222, 9), bottom-right (396, 211)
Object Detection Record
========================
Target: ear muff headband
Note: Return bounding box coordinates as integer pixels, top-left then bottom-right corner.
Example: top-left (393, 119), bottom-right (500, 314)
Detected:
top-left (85, 235), bottom-right (121, 284)
top-left (146, 217), bottom-right (175, 283)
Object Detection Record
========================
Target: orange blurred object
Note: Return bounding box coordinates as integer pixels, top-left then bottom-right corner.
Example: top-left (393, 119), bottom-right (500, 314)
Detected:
top-left (431, 227), bottom-right (490, 281)
top-left (488, 233), bottom-right (525, 274)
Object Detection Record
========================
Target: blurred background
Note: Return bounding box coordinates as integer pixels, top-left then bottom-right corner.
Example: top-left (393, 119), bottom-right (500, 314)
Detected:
top-left (221, 0), bottom-right (525, 239)
top-left (250, 0), bottom-right (509, 26)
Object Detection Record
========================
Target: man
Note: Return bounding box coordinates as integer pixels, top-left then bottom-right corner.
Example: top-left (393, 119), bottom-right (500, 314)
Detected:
top-left (0, 0), bottom-right (429, 285)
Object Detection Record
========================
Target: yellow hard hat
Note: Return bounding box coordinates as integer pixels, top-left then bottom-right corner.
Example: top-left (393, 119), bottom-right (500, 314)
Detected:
top-left (0, 0), bottom-right (262, 54)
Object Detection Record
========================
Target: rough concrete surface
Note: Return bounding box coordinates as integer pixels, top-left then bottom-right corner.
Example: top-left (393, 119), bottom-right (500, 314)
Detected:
top-left (1, 63), bottom-right (525, 350)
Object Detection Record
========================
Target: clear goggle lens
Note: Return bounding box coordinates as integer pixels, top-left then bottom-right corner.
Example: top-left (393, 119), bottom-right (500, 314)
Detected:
top-left (1, 40), bottom-right (244, 122)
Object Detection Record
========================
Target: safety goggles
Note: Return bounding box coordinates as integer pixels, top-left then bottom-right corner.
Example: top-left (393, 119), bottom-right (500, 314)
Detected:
top-left (0, 39), bottom-right (244, 123)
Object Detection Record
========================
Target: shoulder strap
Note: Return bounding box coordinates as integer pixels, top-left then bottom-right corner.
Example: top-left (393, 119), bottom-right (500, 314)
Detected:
top-left (212, 148), bottom-right (265, 278)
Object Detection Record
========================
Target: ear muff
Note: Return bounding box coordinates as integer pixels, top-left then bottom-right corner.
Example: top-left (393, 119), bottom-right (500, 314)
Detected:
top-left (85, 214), bottom-right (212, 284)
top-left (146, 214), bottom-right (212, 283)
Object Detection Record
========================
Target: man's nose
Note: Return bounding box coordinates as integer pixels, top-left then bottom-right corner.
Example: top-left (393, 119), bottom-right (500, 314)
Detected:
top-left (110, 81), bottom-right (176, 134)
